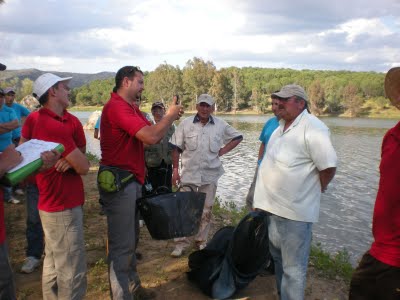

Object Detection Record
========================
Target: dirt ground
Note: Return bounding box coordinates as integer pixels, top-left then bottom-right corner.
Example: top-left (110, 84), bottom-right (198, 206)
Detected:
top-left (5, 166), bottom-right (349, 300)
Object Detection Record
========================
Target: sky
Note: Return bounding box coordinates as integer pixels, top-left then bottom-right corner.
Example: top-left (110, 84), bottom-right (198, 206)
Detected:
top-left (0, 0), bottom-right (399, 74)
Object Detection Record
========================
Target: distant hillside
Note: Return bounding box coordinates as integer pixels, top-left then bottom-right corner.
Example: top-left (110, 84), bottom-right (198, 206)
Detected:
top-left (0, 68), bottom-right (115, 88)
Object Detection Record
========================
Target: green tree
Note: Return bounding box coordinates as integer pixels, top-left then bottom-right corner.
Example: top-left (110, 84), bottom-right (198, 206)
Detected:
top-left (209, 70), bottom-right (233, 112)
top-left (308, 79), bottom-right (325, 116)
top-left (182, 57), bottom-right (216, 109)
top-left (225, 67), bottom-right (247, 112)
top-left (250, 86), bottom-right (265, 113)
top-left (323, 77), bottom-right (344, 114)
top-left (144, 63), bottom-right (183, 103)
top-left (19, 78), bottom-right (33, 99)
top-left (343, 84), bottom-right (363, 117)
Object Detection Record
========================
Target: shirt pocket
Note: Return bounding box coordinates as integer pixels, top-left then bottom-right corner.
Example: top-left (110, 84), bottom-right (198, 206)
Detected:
top-left (210, 135), bottom-right (222, 153)
top-left (185, 134), bottom-right (198, 151)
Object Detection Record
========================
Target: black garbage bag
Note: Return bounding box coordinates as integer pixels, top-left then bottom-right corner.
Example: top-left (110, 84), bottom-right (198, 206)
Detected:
top-left (230, 210), bottom-right (271, 278)
top-left (137, 186), bottom-right (206, 240)
top-left (187, 211), bottom-right (273, 300)
top-left (187, 226), bottom-right (235, 296)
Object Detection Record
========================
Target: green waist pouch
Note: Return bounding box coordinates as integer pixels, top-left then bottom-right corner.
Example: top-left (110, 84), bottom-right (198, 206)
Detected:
top-left (97, 165), bottom-right (136, 193)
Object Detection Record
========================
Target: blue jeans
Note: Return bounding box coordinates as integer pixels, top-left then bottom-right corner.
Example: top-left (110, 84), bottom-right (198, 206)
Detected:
top-left (268, 214), bottom-right (312, 300)
top-left (25, 184), bottom-right (44, 259)
top-left (2, 186), bottom-right (11, 202)
top-left (100, 181), bottom-right (142, 300)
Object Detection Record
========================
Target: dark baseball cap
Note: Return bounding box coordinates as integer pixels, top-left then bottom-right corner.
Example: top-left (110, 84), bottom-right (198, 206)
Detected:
top-left (151, 101), bottom-right (165, 109)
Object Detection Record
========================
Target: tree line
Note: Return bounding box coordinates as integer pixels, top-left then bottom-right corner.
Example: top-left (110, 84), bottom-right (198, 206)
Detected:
top-left (1, 57), bottom-right (390, 116)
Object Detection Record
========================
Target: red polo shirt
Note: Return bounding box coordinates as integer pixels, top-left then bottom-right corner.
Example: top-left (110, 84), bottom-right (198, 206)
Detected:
top-left (370, 121), bottom-right (400, 267)
top-left (21, 108), bottom-right (86, 212)
top-left (100, 93), bottom-right (150, 184)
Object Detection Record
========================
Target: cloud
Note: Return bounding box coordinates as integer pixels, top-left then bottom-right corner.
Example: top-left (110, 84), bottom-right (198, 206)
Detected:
top-left (0, 0), bottom-right (131, 34)
top-left (233, 0), bottom-right (400, 34)
top-left (0, 0), bottom-right (399, 73)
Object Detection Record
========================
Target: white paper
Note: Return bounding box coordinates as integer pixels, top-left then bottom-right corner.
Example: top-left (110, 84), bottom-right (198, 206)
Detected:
top-left (8, 139), bottom-right (61, 173)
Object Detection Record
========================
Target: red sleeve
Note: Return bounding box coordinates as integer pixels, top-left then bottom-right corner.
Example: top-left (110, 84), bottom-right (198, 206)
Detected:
top-left (21, 113), bottom-right (36, 139)
top-left (112, 103), bottom-right (148, 137)
top-left (73, 117), bottom-right (86, 149)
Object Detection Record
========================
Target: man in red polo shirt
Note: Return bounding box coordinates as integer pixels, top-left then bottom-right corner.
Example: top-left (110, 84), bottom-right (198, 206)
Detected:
top-left (99, 66), bottom-right (183, 299)
top-left (349, 67), bottom-right (400, 299)
top-left (21, 73), bottom-right (90, 299)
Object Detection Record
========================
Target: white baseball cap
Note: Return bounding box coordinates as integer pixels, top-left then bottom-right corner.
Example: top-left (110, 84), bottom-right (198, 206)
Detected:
top-left (196, 94), bottom-right (215, 106)
top-left (33, 73), bottom-right (72, 99)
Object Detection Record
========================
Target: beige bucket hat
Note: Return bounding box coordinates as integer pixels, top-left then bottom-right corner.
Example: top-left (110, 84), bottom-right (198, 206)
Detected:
top-left (384, 67), bottom-right (400, 109)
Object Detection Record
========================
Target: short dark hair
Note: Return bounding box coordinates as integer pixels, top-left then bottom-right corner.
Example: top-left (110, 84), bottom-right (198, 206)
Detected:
top-left (271, 90), bottom-right (280, 100)
top-left (38, 81), bottom-right (61, 105)
top-left (113, 66), bottom-right (143, 93)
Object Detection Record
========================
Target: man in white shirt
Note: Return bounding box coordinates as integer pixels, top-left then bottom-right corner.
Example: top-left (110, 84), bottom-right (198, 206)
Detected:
top-left (254, 84), bottom-right (337, 300)
top-left (170, 94), bottom-right (243, 257)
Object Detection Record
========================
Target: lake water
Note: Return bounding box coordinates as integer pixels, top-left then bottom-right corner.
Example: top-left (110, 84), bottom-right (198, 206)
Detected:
top-left (72, 111), bottom-right (398, 264)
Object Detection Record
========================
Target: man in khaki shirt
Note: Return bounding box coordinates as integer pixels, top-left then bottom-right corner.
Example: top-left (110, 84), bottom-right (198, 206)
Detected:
top-left (170, 94), bottom-right (243, 257)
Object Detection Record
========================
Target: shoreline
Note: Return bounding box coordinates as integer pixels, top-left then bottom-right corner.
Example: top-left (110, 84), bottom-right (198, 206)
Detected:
top-left (69, 105), bottom-right (400, 119)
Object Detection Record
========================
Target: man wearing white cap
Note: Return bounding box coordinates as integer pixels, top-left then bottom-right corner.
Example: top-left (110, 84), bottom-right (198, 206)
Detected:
top-left (349, 68), bottom-right (400, 299)
top-left (253, 84), bottom-right (337, 300)
top-left (21, 73), bottom-right (90, 299)
top-left (170, 93), bottom-right (243, 257)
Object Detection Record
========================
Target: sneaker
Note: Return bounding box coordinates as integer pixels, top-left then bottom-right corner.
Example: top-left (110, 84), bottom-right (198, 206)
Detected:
top-left (21, 256), bottom-right (41, 273)
top-left (14, 188), bottom-right (25, 196)
top-left (170, 247), bottom-right (184, 258)
top-left (8, 197), bottom-right (20, 204)
top-left (133, 285), bottom-right (156, 300)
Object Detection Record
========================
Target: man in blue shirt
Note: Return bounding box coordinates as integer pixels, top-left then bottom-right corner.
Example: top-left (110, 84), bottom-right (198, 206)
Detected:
top-left (4, 88), bottom-right (30, 146)
top-left (246, 95), bottom-right (281, 210)
top-left (0, 88), bottom-right (19, 204)
top-left (257, 95), bottom-right (281, 165)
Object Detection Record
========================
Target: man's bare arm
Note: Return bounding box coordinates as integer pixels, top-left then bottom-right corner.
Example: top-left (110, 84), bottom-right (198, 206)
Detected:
top-left (319, 167), bottom-right (336, 192)
top-left (258, 143), bottom-right (265, 161)
top-left (0, 120), bottom-right (18, 134)
top-left (218, 137), bottom-right (243, 157)
top-left (0, 145), bottom-right (22, 177)
top-left (136, 98), bottom-right (183, 144)
top-left (63, 148), bottom-right (90, 175)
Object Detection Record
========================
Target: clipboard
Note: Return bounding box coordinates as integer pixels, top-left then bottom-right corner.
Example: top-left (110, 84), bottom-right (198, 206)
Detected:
top-left (1, 139), bottom-right (65, 186)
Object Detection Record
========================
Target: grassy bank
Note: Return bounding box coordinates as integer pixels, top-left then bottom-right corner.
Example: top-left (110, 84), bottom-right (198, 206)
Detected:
top-left (212, 198), bottom-right (354, 284)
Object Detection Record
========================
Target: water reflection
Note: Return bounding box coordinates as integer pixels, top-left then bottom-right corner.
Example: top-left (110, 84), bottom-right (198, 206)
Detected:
top-left (74, 111), bottom-right (398, 264)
